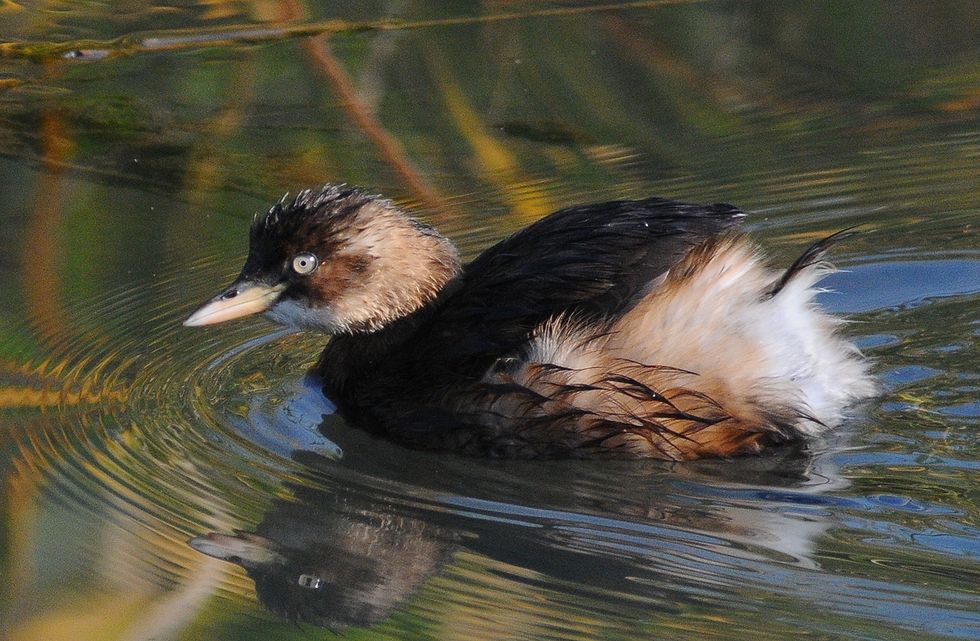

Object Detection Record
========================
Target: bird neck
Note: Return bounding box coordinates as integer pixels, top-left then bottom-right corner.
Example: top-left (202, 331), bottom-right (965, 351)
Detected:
top-left (316, 206), bottom-right (463, 334)
top-left (314, 276), bottom-right (460, 398)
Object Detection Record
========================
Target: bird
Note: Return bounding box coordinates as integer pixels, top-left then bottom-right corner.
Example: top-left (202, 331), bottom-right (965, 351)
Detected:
top-left (185, 184), bottom-right (875, 460)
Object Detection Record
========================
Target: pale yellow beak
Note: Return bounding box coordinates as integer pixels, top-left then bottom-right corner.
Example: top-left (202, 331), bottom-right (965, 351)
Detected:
top-left (187, 532), bottom-right (283, 564)
top-left (184, 280), bottom-right (286, 327)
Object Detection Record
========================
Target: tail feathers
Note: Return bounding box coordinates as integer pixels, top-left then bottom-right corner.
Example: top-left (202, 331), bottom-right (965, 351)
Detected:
top-left (767, 228), bottom-right (859, 298)
top-left (458, 231), bottom-right (875, 460)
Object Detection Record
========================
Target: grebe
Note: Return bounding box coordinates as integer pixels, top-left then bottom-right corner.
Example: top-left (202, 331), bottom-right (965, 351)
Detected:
top-left (185, 185), bottom-right (874, 459)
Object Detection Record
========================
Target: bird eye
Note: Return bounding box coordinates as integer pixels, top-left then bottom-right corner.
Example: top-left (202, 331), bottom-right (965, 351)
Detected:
top-left (292, 252), bottom-right (319, 275)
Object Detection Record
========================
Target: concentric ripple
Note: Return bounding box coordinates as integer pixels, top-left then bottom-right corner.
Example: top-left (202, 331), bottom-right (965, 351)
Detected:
top-left (2, 2), bottom-right (978, 638)
top-left (1, 255), bottom-right (331, 596)
top-left (3, 227), bottom-right (980, 639)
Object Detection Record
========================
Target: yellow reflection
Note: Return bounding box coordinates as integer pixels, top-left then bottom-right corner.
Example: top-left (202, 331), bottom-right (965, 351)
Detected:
top-left (429, 57), bottom-right (553, 222)
top-left (8, 595), bottom-right (150, 641)
top-left (198, 0), bottom-right (242, 21)
top-left (0, 386), bottom-right (127, 408)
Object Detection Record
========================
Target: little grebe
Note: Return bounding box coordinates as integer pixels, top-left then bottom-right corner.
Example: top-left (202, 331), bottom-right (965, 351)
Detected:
top-left (186, 185), bottom-right (874, 459)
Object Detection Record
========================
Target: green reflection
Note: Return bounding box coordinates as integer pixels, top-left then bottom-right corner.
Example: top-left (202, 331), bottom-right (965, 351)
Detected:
top-left (0, 1), bottom-right (977, 640)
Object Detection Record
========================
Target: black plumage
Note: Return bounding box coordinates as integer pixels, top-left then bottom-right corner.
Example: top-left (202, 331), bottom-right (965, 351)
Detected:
top-left (186, 186), bottom-right (874, 460)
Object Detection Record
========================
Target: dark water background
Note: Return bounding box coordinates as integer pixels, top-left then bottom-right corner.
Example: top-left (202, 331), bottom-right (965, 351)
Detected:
top-left (0, 2), bottom-right (978, 640)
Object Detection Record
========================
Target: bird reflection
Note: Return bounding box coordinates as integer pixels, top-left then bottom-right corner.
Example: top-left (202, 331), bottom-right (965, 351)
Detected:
top-left (190, 435), bottom-right (840, 631)
top-left (189, 473), bottom-right (455, 630)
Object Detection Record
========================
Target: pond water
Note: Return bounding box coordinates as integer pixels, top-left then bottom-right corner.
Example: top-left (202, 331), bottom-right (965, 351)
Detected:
top-left (1, 2), bottom-right (978, 640)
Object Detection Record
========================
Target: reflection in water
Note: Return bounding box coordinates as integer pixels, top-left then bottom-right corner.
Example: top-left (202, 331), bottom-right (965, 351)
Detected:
top-left (190, 479), bottom-right (454, 630)
top-left (189, 443), bottom-right (835, 631)
top-left (1, 2), bottom-right (977, 639)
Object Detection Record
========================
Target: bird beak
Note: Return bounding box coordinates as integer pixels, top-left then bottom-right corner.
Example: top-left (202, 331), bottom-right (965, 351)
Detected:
top-left (187, 532), bottom-right (284, 565)
top-left (184, 279), bottom-right (286, 327)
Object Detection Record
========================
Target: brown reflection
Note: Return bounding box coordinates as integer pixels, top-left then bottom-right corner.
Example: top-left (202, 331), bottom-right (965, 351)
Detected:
top-left (278, 0), bottom-right (448, 215)
top-left (23, 98), bottom-right (72, 341)
top-left (190, 443), bottom-right (836, 631)
top-left (190, 474), bottom-right (455, 631)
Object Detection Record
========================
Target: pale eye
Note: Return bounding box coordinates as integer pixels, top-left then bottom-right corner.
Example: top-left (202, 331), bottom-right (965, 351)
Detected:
top-left (292, 252), bottom-right (319, 275)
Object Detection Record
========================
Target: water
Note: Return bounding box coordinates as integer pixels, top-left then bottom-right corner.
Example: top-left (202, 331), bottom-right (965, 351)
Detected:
top-left (1, 2), bottom-right (978, 639)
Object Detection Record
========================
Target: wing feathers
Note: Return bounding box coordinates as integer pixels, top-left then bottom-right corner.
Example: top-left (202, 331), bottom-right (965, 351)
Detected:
top-left (415, 198), bottom-right (744, 380)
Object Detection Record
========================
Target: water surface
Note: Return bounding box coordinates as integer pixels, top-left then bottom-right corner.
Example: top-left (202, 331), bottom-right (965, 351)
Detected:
top-left (0, 2), bottom-right (978, 640)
